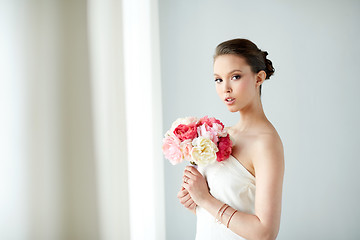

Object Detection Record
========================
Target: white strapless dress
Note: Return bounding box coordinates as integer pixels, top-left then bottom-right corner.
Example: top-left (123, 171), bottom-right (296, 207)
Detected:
top-left (195, 154), bottom-right (256, 240)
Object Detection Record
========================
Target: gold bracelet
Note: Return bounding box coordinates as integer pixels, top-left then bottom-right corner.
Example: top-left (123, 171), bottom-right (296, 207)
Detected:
top-left (220, 205), bottom-right (230, 222)
top-left (227, 209), bottom-right (237, 228)
top-left (216, 203), bottom-right (227, 223)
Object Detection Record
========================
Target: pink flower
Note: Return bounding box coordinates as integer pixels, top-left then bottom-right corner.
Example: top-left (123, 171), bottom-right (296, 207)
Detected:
top-left (197, 116), bottom-right (225, 130)
top-left (197, 124), bottom-right (218, 143)
top-left (162, 135), bottom-right (183, 165)
top-left (216, 134), bottom-right (233, 162)
top-left (169, 117), bottom-right (198, 134)
top-left (162, 115), bottom-right (232, 166)
top-left (173, 122), bottom-right (198, 141)
top-left (180, 139), bottom-right (193, 161)
top-left (197, 121), bottom-right (225, 144)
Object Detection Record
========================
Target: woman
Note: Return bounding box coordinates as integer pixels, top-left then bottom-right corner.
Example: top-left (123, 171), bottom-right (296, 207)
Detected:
top-left (177, 38), bottom-right (284, 240)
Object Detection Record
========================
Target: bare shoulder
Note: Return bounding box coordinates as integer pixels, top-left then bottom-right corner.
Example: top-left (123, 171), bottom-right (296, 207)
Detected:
top-left (256, 129), bottom-right (283, 152)
top-left (251, 127), bottom-right (284, 173)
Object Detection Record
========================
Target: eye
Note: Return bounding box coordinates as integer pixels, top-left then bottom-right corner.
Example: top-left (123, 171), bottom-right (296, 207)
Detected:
top-left (214, 78), bottom-right (223, 83)
top-left (231, 75), bottom-right (241, 80)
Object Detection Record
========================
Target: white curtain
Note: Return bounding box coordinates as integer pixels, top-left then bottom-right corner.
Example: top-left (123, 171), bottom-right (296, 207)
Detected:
top-left (0, 1), bottom-right (165, 240)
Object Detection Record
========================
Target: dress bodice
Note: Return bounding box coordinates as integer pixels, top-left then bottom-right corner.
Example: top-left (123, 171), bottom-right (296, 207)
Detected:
top-left (195, 155), bottom-right (256, 240)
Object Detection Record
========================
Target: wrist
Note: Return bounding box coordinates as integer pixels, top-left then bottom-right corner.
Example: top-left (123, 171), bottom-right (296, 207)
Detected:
top-left (198, 193), bottom-right (214, 208)
top-left (200, 195), bottom-right (225, 220)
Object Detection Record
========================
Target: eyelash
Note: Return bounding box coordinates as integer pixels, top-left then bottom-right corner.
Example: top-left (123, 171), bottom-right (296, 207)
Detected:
top-left (214, 75), bottom-right (241, 83)
top-left (232, 75), bottom-right (241, 80)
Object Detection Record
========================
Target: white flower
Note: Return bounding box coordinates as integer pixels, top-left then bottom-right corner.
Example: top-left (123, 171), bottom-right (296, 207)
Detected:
top-left (191, 136), bottom-right (218, 166)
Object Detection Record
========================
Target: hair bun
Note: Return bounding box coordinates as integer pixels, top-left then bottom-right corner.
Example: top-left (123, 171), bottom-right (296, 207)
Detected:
top-left (261, 50), bottom-right (274, 79)
top-left (262, 50), bottom-right (268, 57)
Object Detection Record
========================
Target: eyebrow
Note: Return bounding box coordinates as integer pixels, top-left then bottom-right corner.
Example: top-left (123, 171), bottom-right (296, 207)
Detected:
top-left (214, 69), bottom-right (242, 76)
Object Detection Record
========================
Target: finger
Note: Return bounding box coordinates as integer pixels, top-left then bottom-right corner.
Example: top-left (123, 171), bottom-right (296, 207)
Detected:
top-left (188, 202), bottom-right (197, 210)
top-left (185, 166), bottom-right (201, 176)
top-left (180, 194), bottom-right (191, 205)
top-left (182, 179), bottom-right (194, 193)
top-left (183, 171), bottom-right (196, 180)
top-left (177, 189), bottom-right (186, 198)
top-left (177, 187), bottom-right (189, 198)
top-left (183, 194), bottom-right (194, 206)
top-left (183, 169), bottom-right (196, 178)
top-left (182, 182), bottom-right (189, 191)
top-left (183, 176), bottom-right (192, 185)
top-left (183, 175), bottom-right (194, 185)
top-left (184, 197), bottom-right (195, 208)
top-left (182, 176), bottom-right (190, 183)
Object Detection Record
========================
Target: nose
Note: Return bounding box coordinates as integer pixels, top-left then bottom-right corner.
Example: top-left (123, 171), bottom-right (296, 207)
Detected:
top-left (224, 81), bottom-right (232, 93)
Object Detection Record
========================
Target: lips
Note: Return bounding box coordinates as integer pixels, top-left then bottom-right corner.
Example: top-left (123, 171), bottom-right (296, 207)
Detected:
top-left (225, 97), bottom-right (235, 102)
top-left (225, 97), bottom-right (236, 105)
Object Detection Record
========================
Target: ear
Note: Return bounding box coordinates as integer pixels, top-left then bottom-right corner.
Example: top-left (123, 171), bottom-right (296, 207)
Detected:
top-left (255, 70), bottom-right (266, 87)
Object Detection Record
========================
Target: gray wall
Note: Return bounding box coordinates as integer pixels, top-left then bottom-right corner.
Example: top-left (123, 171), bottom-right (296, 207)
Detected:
top-left (159, 0), bottom-right (360, 239)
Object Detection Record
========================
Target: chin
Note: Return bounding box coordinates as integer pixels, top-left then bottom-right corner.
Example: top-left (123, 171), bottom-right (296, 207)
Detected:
top-left (227, 106), bottom-right (239, 113)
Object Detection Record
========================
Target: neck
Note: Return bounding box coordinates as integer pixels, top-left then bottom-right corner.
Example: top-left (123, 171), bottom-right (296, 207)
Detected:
top-left (235, 95), bottom-right (268, 132)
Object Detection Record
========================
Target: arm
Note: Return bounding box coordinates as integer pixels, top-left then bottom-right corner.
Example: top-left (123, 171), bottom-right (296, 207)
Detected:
top-left (183, 135), bottom-right (284, 240)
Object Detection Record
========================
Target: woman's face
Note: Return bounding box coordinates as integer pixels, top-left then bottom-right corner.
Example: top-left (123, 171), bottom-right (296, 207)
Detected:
top-left (213, 54), bottom-right (260, 112)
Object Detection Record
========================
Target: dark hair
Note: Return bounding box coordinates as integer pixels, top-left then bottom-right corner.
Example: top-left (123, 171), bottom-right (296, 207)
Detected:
top-left (214, 38), bottom-right (275, 97)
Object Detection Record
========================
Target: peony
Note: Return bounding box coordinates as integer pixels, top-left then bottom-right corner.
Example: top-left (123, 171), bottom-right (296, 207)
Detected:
top-left (174, 122), bottom-right (197, 141)
top-left (168, 117), bottom-right (198, 134)
top-left (197, 115), bottom-right (225, 130)
top-left (162, 135), bottom-right (183, 165)
top-left (191, 136), bottom-right (218, 166)
top-left (162, 115), bottom-right (233, 166)
top-left (197, 122), bottom-right (225, 144)
top-left (180, 139), bottom-right (193, 161)
top-left (216, 134), bottom-right (233, 162)
top-left (197, 124), bottom-right (212, 141)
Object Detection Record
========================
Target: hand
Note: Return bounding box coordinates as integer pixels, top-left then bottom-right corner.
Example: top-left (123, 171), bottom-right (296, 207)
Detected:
top-left (182, 166), bottom-right (211, 207)
top-left (177, 187), bottom-right (197, 214)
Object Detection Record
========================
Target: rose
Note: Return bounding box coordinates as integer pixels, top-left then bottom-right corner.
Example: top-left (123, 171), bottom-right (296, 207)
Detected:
top-left (216, 134), bottom-right (233, 162)
top-left (174, 122), bottom-right (197, 141)
top-left (191, 136), bottom-right (219, 166)
top-left (162, 135), bottom-right (183, 165)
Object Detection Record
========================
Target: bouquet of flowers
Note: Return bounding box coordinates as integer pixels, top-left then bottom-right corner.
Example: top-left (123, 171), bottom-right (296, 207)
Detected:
top-left (162, 116), bottom-right (233, 166)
